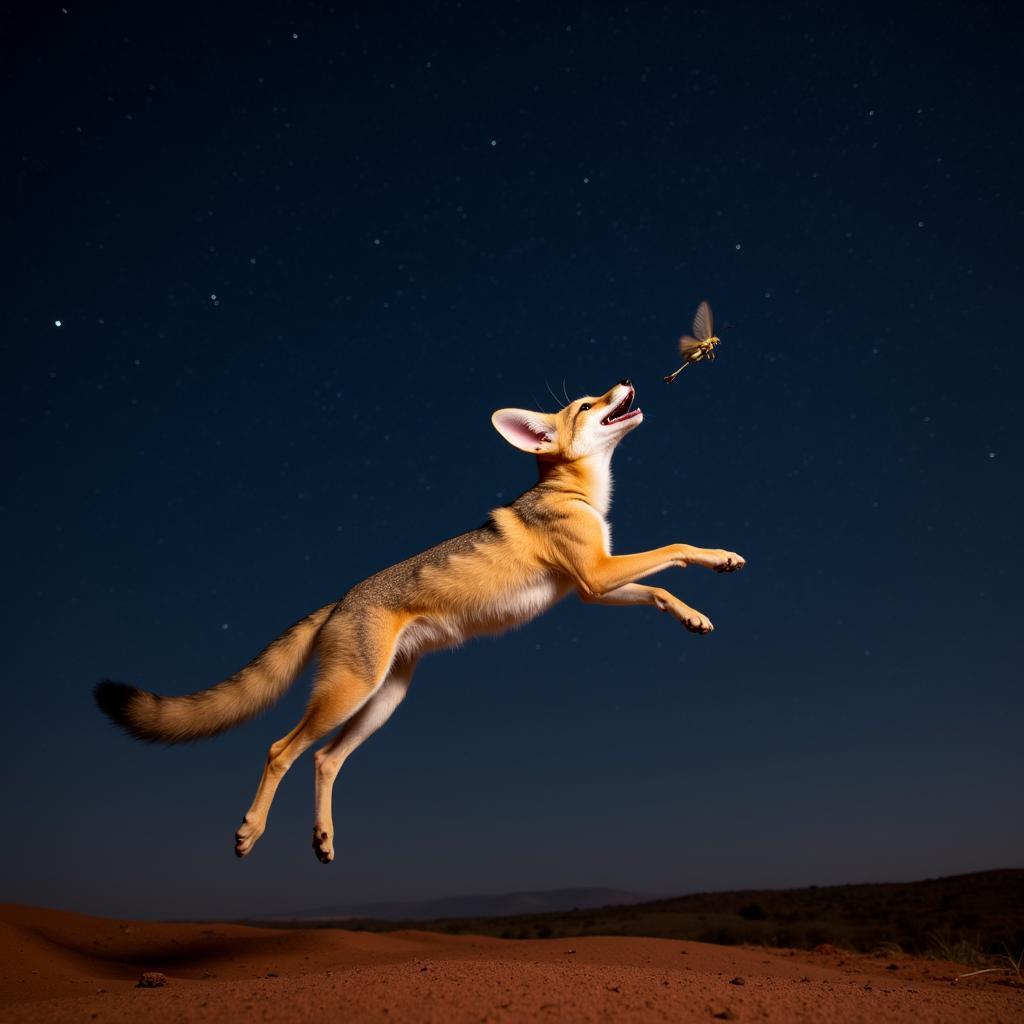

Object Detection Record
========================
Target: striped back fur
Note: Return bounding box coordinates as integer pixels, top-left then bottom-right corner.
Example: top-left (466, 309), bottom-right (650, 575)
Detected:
top-left (94, 603), bottom-right (335, 743)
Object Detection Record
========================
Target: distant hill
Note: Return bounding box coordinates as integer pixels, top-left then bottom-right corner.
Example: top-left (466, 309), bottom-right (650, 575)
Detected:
top-left (267, 887), bottom-right (648, 923)
top-left (253, 870), bottom-right (1024, 957)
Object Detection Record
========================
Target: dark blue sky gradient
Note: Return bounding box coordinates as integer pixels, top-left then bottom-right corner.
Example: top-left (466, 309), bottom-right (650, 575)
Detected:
top-left (3, 3), bottom-right (1022, 919)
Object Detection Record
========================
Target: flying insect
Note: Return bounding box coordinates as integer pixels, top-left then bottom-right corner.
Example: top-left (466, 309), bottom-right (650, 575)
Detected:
top-left (663, 300), bottom-right (720, 383)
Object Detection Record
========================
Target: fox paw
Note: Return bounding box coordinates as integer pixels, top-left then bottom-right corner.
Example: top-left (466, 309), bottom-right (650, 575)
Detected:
top-left (312, 826), bottom-right (334, 864)
top-left (676, 605), bottom-right (714, 634)
top-left (710, 550), bottom-right (745, 573)
top-left (234, 818), bottom-right (264, 858)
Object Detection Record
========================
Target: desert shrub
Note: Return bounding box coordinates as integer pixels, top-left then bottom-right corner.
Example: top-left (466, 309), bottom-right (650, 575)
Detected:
top-left (738, 903), bottom-right (767, 921)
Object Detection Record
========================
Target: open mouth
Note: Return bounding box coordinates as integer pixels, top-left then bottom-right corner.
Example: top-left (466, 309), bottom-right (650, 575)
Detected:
top-left (602, 388), bottom-right (642, 426)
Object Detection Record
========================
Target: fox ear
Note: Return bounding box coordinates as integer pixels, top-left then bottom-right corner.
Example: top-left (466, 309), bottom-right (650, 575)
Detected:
top-left (491, 408), bottom-right (559, 454)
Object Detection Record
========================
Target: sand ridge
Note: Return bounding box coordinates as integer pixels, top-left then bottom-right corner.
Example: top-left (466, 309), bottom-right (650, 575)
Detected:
top-left (1, 904), bottom-right (1020, 1022)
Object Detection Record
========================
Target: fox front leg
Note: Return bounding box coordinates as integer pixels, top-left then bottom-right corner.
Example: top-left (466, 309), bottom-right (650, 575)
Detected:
top-left (552, 510), bottom-right (745, 596)
top-left (572, 543), bottom-right (745, 595)
top-left (578, 582), bottom-right (714, 633)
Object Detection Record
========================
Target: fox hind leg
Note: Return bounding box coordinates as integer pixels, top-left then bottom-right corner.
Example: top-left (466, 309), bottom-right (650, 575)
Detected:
top-left (235, 713), bottom-right (317, 857)
top-left (311, 655), bottom-right (417, 863)
top-left (234, 608), bottom-right (404, 858)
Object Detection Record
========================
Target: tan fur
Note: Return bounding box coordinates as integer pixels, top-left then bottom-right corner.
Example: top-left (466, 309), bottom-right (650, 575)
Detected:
top-left (94, 604), bottom-right (335, 743)
top-left (95, 381), bottom-right (745, 862)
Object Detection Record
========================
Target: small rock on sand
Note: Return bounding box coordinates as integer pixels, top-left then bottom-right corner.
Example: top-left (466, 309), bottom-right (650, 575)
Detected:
top-left (136, 971), bottom-right (167, 988)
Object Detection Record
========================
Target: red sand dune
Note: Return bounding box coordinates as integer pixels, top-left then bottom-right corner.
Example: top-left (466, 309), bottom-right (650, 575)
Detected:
top-left (1, 904), bottom-right (1020, 1023)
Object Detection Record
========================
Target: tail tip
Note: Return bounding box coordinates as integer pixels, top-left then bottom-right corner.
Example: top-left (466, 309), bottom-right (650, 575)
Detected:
top-left (94, 679), bottom-right (138, 728)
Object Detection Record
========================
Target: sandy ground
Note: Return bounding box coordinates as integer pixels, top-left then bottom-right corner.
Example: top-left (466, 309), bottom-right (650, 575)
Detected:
top-left (1, 904), bottom-right (1020, 1023)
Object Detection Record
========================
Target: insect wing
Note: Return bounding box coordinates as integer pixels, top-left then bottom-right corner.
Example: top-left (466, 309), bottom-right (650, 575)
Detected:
top-left (678, 334), bottom-right (703, 356)
top-left (692, 300), bottom-right (714, 342)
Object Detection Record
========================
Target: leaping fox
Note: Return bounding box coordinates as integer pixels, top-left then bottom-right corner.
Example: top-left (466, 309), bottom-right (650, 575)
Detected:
top-left (95, 380), bottom-right (745, 863)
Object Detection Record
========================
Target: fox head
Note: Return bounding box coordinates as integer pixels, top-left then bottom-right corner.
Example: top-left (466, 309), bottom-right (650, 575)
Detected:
top-left (492, 379), bottom-right (643, 461)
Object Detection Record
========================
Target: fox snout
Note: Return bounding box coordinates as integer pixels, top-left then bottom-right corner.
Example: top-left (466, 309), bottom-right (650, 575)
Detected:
top-left (599, 381), bottom-right (641, 427)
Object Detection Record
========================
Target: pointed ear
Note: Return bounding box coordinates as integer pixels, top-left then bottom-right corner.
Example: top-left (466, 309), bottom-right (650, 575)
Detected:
top-left (491, 408), bottom-right (559, 454)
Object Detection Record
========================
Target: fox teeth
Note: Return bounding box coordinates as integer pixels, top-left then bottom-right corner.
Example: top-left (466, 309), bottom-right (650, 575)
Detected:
top-left (602, 391), bottom-right (636, 425)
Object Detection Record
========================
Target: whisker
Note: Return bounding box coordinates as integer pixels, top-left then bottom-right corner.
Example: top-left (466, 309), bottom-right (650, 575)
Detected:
top-left (544, 378), bottom-right (563, 409)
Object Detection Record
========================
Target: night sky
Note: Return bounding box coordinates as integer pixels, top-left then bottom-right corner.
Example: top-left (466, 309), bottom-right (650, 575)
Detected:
top-left (4, 4), bottom-right (1022, 921)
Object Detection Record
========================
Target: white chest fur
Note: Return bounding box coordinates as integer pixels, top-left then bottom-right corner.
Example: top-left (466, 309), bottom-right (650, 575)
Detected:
top-left (396, 573), bottom-right (568, 659)
top-left (494, 574), bottom-right (565, 625)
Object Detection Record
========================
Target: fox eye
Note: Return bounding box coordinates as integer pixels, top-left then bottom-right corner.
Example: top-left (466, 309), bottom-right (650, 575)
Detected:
top-left (580, 403), bottom-right (592, 411)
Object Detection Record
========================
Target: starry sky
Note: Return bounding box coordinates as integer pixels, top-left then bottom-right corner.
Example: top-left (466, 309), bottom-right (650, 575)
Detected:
top-left (3, 3), bottom-right (1022, 920)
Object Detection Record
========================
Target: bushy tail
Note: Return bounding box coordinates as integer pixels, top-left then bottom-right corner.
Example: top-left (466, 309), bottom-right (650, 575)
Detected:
top-left (94, 603), bottom-right (336, 743)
